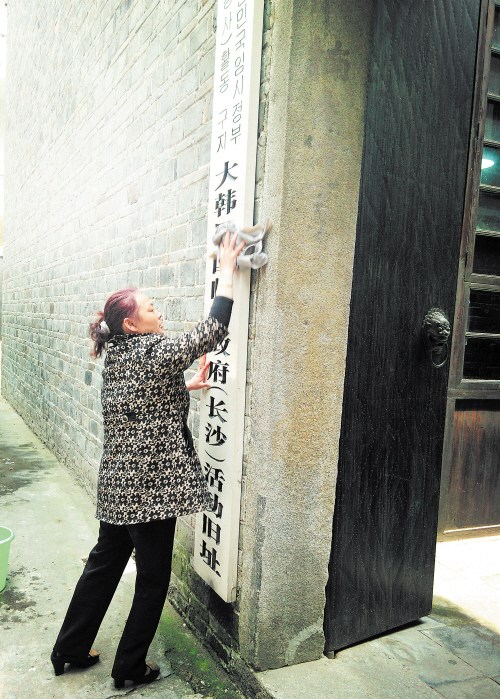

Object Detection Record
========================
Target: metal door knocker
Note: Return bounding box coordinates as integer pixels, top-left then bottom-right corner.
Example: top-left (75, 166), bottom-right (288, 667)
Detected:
top-left (421, 308), bottom-right (451, 368)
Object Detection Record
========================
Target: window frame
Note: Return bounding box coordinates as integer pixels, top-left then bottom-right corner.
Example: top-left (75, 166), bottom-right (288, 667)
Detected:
top-left (449, 0), bottom-right (500, 395)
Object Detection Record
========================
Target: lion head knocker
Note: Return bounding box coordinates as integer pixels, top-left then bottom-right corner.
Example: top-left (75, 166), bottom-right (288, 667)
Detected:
top-left (421, 308), bottom-right (451, 368)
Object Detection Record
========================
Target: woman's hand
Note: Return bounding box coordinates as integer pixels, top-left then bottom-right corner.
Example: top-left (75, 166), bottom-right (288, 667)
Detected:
top-left (186, 354), bottom-right (211, 391)
top-left (218, 231), bottom-right (246, 276)
top-left (216, 232), bottom-right (246, 299)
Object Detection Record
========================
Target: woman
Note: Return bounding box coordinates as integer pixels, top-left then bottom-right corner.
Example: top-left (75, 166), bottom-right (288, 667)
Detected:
top-left (51, 232), bottom-right (244, 689)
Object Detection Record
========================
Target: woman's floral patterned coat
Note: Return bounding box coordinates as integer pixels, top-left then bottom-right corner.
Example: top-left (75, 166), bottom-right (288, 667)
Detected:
top-left (95, 297), bottom-right (232, 525)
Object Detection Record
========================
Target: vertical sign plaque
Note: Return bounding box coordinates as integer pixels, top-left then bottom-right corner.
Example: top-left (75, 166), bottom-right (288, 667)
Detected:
top-left (193, 0), bottom-right (264, 602)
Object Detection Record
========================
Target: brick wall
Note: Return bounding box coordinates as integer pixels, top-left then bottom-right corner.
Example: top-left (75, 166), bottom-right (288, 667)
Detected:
top-left (4, 0), bottom-right (228, 639)
top-left (3, 0), bottom-right (217, 494)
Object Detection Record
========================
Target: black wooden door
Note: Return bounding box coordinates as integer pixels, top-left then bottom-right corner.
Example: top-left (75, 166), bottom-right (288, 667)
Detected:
top-left (324, 0), bottom-right (482, 653)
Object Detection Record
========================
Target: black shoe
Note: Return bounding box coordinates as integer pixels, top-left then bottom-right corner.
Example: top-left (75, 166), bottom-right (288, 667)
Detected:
top-left (113, 662), bottom-right (160, 689)
top-left (51, 649), bottom-right (100, 676)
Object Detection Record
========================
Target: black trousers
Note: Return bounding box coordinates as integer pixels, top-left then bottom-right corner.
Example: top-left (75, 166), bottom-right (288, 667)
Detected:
top-left (53, 517), bottom-right (176, 679)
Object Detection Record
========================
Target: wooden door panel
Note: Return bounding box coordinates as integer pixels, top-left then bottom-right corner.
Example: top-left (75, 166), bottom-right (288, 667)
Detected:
top-left (324, 0), bottom-right (482, 653)
top-left (442, 400), bottom-right (500, 533)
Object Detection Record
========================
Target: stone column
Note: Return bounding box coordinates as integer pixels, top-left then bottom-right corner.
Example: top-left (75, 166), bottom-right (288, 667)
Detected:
top-left (238, 0), bottom-right (374, 670)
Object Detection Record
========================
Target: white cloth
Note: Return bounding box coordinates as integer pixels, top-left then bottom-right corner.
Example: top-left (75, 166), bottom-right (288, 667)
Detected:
top-left (211, 219), bottom-right (271, 270)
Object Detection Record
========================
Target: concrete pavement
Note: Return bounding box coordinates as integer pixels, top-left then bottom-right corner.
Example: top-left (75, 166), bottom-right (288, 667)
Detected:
top-left (255, 527), bottom-right (500, 697)
top-left (0, 393), bottom-right (499, 699)
top-left (0, 396), bottom-right (246, 699)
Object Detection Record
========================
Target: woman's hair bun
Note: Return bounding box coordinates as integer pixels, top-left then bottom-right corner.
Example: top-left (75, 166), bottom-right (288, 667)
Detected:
top-left (90, 312), bottom-right (110, 358)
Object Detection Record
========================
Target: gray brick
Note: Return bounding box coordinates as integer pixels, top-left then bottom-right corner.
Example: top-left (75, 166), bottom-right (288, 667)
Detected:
top-left (166, 297), bottom-right (183, 322)
top-left (179, 260), bottom-right (197, 287)
top-left (160, 14), bottom-right (180, 49)
top-left (189, 18), bottom-right (208, 55)
top-left (156, 158), bottom-right (176, 187)
top-left (185, 295), bottom-right (204, 321)
top-left (140, 266), bottom-right (159, 288)
top-left (198, 46), bottom-right (215, 85)
top-left (152, 234), bottom-right (167, 257)
top-left (179, 2), bottom-right (198, 30)
top-left (133, 239), bottom-right (147, 259)
top-left (191, 218), bottom-right (208, 246)
top-left (177, 143), bottom-right (198, 178)
top-left (159, 264), bottom-right (175, 287)
top-left (169, 225), bottom-right (188, 252)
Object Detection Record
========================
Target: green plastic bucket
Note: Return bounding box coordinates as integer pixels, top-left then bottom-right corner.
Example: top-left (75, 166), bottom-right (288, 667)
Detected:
top-left (0, 526), bottom-right (15, 592)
